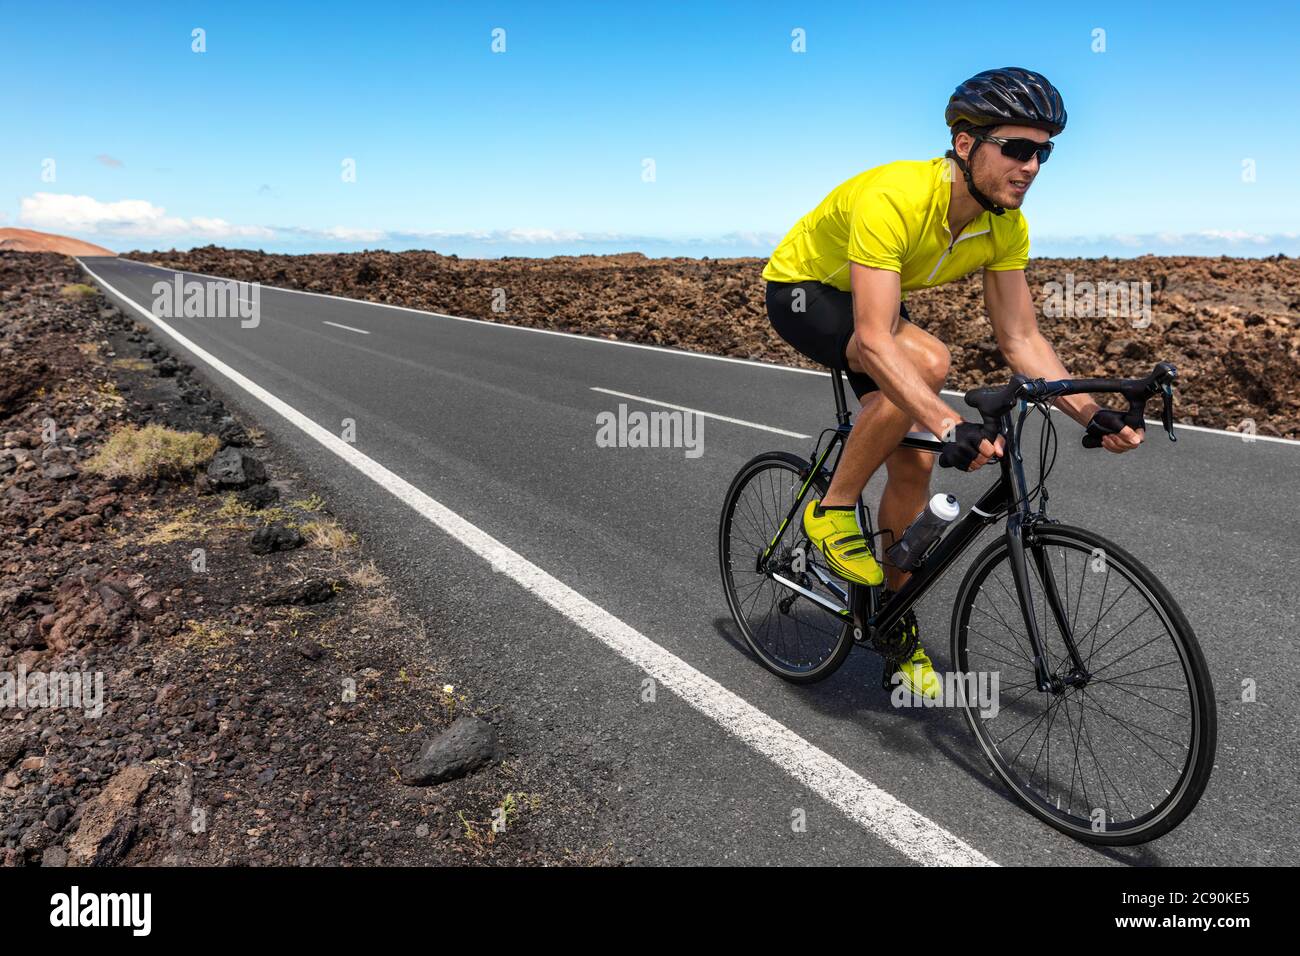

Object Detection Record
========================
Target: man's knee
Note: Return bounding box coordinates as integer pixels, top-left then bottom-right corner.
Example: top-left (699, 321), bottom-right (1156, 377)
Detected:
top-left (847, 323), bottom-right (950, 391)
top-left (918, 341), bottom-right (951, 391)
top-left (896, 324), bottom-right (951, 391)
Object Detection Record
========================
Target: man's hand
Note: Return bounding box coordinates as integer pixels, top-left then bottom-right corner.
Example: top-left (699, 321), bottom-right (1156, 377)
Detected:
top-left (940, 422), bottom-right (1007, 471)
top-left (1086, 408), bottom-right (1144, 453)
top-left (1101, 427), bottom-right (1144, 453)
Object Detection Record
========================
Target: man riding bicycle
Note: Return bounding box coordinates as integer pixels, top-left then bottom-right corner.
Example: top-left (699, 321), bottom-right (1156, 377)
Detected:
top-left (762, 68), bottom-right (1143, 699)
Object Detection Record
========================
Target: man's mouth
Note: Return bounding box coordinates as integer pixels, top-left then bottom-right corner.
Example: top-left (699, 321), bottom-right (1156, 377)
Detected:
top-left (1009, 178), bottom-right (1032, 194)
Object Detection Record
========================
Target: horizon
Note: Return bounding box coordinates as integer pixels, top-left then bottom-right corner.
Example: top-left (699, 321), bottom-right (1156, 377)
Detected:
top-left (8, 226), bottom-right (1292, 264)
top-left (4, 1), bottom-right (1298, 259)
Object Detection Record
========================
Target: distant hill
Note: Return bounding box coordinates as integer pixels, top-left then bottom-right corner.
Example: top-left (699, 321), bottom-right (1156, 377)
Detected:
top-left (0, 228), bottom-right (115, 256)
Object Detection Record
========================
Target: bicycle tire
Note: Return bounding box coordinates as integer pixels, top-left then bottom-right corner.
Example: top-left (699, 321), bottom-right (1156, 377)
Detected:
top-left (718, 451), bottom-right (855, 683)
top-left (950, 523), bottom-right (1217, 845)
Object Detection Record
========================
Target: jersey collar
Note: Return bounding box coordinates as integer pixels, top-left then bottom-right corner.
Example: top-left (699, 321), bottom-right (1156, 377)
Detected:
top-left (936, 156), bottom-right (990, 244)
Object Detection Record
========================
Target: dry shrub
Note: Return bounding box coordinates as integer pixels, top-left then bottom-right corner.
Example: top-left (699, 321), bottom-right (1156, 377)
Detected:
top-left (302, 517), bottom-right (352, 551)
top-left (345, 559), bottom-right (385, 589)
top-left (85, 423), bottom-right (220, 479)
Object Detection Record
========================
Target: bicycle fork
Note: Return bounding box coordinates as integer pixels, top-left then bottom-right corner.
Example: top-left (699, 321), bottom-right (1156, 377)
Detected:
top-left (1005, 513), bottom-right (1092, 694)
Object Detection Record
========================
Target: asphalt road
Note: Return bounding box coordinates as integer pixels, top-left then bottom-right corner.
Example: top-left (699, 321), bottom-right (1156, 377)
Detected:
top-left (79, 256), bottom-right (1300, 866)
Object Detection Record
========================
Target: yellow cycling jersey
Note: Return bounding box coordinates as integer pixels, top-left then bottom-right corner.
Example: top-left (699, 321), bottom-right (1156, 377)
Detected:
top-left (761, 157), bottom-right (1030, 294)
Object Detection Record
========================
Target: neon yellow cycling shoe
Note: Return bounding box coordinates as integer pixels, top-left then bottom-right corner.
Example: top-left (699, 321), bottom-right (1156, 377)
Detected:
top-left (892, 609), bottom-right (941, 700)
top-left (801, 499), bottom-right (884, 587)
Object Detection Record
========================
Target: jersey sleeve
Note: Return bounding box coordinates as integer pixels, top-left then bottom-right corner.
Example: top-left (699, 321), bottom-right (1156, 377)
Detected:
top-left (846, 189), bottom-right (912, 273)
top-left (986, 212), bottom-right (1030, 271)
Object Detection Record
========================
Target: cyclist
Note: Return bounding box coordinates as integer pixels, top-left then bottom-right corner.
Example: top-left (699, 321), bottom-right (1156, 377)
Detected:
top-left (762, 67), bottom-right (1143, 698)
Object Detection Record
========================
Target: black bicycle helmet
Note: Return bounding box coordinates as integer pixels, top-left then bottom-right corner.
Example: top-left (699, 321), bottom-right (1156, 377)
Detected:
top-left (946, 67), bottom-right (1067, 136)
top-left (943, 68), bottom-right (1066, 216)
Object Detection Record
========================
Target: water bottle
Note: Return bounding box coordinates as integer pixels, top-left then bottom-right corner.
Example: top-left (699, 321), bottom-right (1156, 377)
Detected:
top-left (886, 493), bottom-right (960, 571)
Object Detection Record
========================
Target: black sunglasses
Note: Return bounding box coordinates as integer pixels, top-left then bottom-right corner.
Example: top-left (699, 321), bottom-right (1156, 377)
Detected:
top-left (978, 134), bottom-right (1054, 165)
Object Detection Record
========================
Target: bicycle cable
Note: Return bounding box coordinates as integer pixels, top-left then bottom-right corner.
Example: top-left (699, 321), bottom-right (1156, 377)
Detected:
top-left (985, 396), bottom-right (1059, 521)
top-left (1021, 397), bottom-right (1059, 511)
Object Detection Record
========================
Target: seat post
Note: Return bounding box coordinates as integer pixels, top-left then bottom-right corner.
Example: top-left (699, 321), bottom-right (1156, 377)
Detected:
top-left (831, 369), bottom-right (851, 427)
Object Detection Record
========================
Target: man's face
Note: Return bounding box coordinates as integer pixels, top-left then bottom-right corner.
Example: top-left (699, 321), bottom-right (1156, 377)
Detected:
top-left (959, 124), bottom-right (1051, 210)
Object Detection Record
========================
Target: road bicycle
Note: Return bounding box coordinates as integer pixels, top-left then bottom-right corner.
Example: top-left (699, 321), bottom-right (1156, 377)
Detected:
top-left (717, 362), bottom-right (1217, 845)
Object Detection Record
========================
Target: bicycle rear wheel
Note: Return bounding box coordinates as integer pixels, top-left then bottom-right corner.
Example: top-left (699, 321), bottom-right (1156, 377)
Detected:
top-left (718, 452), bottom-right (854, 682)
top-left (951, 524), bottom-right (1216, 845)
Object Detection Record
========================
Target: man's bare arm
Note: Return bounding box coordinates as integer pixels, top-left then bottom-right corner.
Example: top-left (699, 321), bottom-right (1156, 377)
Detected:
top-left (984, 268), bottom-right (1142, 452)
top-left (849, 263), bottom-right (962, 438)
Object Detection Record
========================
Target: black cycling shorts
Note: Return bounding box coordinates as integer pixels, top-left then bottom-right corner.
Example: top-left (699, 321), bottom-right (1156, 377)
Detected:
top-left (765, 279), bottom-right (910, 400)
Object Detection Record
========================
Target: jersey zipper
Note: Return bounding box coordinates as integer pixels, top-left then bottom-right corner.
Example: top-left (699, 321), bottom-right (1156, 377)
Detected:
top-left (925, 223), bottom-right (991, 284)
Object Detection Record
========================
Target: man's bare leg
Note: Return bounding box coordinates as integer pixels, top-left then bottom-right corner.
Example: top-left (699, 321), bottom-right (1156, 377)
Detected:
top-left (879, 448), bottom-right (936, 592)
top-left (819, 320), bottom-right (951, 591)
top-left (820, 391), bottom-right (913, 508)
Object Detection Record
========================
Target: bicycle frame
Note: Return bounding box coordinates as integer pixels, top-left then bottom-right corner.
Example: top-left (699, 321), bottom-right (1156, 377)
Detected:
top-left (758, 369), bottom-right (1087, 693)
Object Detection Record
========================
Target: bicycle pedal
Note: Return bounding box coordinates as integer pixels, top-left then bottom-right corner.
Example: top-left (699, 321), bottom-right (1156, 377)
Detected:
top-left (879, 662), bottom-right (897, 692)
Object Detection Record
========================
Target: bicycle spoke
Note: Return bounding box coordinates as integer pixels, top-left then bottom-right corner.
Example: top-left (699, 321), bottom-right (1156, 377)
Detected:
top-left (965, 622), bottom-right (1034, 669)
top-left (1073, 690), bottom-right (1188, 765)
top-left (1077, 702), bottom-right (1140, 822)
top-left (1087, 675), bottom-right (1190, 721)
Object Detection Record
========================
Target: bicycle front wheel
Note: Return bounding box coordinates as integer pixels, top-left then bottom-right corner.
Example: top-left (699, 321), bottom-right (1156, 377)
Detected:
top-left (951, 523), bottom-right (1216, 845)
top-left (718, 452), bottom-right (854, 683)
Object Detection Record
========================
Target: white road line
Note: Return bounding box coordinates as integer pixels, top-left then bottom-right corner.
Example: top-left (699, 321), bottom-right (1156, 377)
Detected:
top-left (590, 387), bottom-right (810, 439)
top-left (322, 320), bottom-right (371, 335)
top-left (1000, 399), bottom-right (1299, 446)
top-left (80, 259), bottom-right (996, 867)
top-left (113, 258), bottom-right (1300, 448)
top-left (1150, 419), bottom-right (1295, 446)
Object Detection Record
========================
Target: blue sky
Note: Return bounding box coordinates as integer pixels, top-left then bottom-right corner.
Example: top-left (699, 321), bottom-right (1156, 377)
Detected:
top-left (3, 0), bottom-right (1298, 258)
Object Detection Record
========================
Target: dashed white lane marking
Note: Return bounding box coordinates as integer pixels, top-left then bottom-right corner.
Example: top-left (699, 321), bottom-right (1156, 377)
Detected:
top-left (322, 320), bottom-right (371, 335)
top-left (590, 387), bottom-right (811, 439)
top-left (80, 258), bottom-right (997, 867)
top-left (111, 257), bottom-right (1300, 448)
top-left (113, 258), bottom-right (829, 372)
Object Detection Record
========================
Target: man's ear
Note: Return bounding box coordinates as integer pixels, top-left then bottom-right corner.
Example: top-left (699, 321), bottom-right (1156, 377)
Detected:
top-left (953, 130), bottom-right (975, 161)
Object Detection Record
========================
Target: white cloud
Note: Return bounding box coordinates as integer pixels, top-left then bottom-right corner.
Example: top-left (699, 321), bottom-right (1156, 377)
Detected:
top-left (19, 193), bottom-right (273, 239)
top-left (380, 227), bottom-right (780, 248)
top-left (386, 227), bottom-right (618, 244)
top-left (189, 216), bottom-right (274, 238)
top-left (1036, 230), bottom-right (1300, 254)
top-left (1191, 229), bottom-right (1293, 244)
top-left (497, 228), bottom-right (584, 243)
top-left (320, 226), bottom-right (385, 242)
